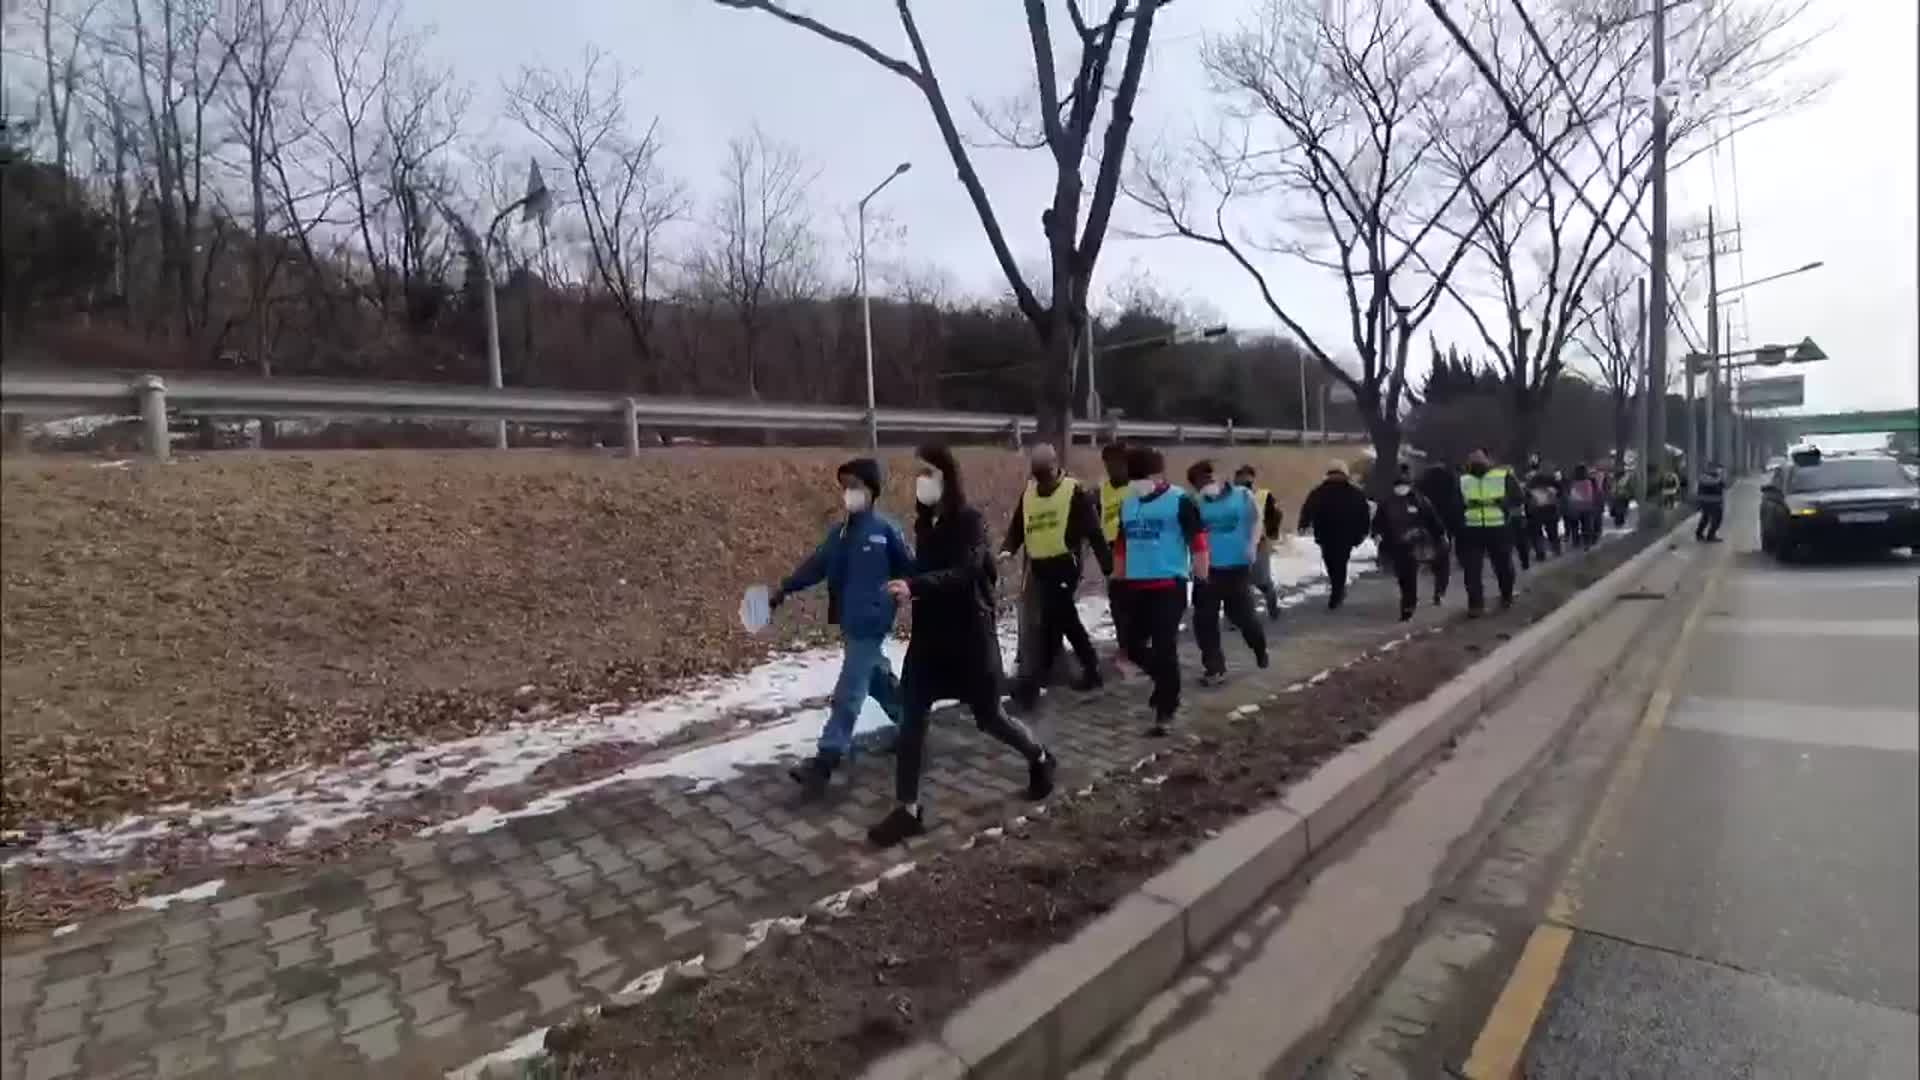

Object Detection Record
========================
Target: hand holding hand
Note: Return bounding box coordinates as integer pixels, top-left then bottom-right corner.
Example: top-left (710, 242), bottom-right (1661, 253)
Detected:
top-left (885, 579), bottom-right (912, 601)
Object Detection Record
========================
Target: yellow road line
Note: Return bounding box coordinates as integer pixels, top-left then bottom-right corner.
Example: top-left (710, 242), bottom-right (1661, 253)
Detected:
top-left (1461, 548), bottom-right (1729, 1080)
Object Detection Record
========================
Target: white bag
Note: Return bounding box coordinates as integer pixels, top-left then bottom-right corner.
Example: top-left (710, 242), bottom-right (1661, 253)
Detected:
top-left (739, 585), bottom-right (772, 634)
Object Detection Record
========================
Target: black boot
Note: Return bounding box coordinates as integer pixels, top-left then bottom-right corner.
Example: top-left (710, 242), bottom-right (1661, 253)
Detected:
top-left (1399, 604), bottom-right (1415, 621)
top-left (1026, 750), bottom-right (1057, 800)
top-left (1071, 667), bottom-right (1103, 692)
top-left (788, 755), bottom-right (834, 798)
top-left (867, 805), bottom-right (926, 848)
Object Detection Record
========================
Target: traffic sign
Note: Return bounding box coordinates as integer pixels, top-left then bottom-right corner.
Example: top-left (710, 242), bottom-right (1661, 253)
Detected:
top-left (1738, 375), bottom-right (1804, 409)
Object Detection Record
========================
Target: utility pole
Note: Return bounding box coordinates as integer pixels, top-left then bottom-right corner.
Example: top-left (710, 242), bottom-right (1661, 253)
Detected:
top-left (1645, 0), bottom-right (1671, 526)
top-left (1635, 277), bottom-right (1650, 504)
top-left (1705, 208), bottom-right (1718, 470)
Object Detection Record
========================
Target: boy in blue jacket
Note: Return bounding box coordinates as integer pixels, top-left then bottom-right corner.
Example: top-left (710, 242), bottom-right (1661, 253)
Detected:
top-left (769, 458), bottom-right (915, 796)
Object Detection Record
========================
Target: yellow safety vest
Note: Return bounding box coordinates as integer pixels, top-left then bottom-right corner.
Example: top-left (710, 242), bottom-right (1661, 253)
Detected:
top-left (1100, 479), bottom-right (1129, 543)
top-left (1460, 467), bottom-right (1509, 528)
top-left (1024, 476), bottom-right (1078, 559)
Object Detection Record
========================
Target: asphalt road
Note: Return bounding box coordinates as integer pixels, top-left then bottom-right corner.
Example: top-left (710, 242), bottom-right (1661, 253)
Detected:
top-left (1522, 491), bottom-right (1920, 1077)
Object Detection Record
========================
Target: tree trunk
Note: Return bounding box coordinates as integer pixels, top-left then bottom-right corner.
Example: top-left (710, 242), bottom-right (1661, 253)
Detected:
top-left (1611, 388), bottom-right (1630, 467)
top-left (1036, 325), bottom-right (1076, 448)
top-left (1362, 409), bottom-right (1402, 498)
top-left (1507, 382), bottom-right (1540, 466)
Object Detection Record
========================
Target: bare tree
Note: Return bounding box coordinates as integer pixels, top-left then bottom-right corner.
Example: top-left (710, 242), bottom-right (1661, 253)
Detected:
top-left (508, 47), bottom-right (686, 387)
top-left (27, 0), bottom-right (106, 174)
top-left (1573, 263), bottom-right (1641, 466)
top-left (691, 126), bottom-right (817, 401)
top-left (1423, 0), bottom-right (1823, 463)
top-left (214, 0), bottom-right (309, 381)
top-left (713, 0), bottom-right (1175, 443)
top-left (1129, 0), bottom-right (1548, 477)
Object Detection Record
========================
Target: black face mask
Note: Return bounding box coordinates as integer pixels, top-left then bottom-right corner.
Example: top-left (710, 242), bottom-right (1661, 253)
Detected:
top-left (1469, 462), bottom-right (1490, 476)
top-left (1033, 468), bottom-right (1056, 485)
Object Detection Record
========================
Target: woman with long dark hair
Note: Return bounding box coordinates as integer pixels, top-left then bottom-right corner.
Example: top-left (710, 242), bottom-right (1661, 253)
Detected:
top-left (874, 444), bottom-right (1057, 847)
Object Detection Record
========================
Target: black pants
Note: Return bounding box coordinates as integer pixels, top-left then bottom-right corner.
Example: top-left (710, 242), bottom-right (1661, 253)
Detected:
top-left (1528, 509), bottom-right (1563, 559)
top-left (1121, 584), bottom-right (1186, 718)
top-left (1509, 517), bottom-right (1532, 570)
top-left (1429, 540), bottom-right (1452, 601)
top-left (1192, 565), bottom-right (1267, 675)
top-left (1386, 546), bottom-right (1419, 613)
top-left (1696, 501), bottom-right (1724, 540)
top-left (1017, 559), bottom-right (1097, 699)
top-left (1610, 497), bottom-right (1630, 528)
top-left (892, 671), bottom-right (1042, 806)
top-left (1321, 544), bottom-right (1353, 607)
top-left (1458, 526), bottom-right (1517, 611)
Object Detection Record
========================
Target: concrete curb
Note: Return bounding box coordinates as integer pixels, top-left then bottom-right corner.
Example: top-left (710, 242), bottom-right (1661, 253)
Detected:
top-left (861, 515), bottom-right (1699, 1080)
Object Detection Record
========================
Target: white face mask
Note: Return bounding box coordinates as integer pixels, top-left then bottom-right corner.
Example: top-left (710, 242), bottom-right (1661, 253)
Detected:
top-left (1201, 481), bottom-right (1223, 498)
top-left (1130, 478), bottom-right (1156, 498)
top-left (914, 474), bottom-right (943, 506)
top-left (842, 488), bottom-right (870, 514)
top-left (1393, 483), bottom-right (1412, 496)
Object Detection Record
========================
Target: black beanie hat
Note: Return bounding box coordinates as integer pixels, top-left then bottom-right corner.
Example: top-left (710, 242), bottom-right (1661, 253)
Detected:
top-left (837, 457), bottom-right (884, 500)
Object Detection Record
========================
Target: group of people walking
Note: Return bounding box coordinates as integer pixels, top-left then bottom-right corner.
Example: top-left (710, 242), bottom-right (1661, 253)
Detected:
top-left (761, 440), bottom-right (1622, 848)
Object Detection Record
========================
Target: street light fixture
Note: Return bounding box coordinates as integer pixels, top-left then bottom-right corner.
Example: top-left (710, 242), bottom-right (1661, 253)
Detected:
top-left (857, 161), bottom-right (912, 450)
top-left (436, 160), bottom-right (552, 449)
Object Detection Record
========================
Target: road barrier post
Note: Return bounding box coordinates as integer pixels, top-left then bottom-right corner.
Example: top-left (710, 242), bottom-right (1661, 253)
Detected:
top-left (622, 398), bottom-right (641, 459)
top-left (138, 375), bottom-right (169, 462)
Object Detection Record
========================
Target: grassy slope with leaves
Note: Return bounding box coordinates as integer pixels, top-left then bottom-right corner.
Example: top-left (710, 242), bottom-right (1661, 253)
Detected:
top-left (0, 445), bottom-right (1337, 829)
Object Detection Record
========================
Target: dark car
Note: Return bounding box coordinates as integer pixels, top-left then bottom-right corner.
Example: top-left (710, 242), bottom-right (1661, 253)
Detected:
top-left (1759, 448), bottom-right (1920, 560)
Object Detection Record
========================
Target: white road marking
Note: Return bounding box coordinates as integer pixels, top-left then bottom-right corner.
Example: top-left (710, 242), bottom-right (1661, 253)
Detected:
top-left (1667, 696), bottom-right (1920, 753)
top-left (1703, 616), bottom-right (1919, 639)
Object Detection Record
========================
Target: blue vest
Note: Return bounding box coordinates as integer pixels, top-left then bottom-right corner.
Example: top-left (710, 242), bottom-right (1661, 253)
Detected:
top-left (1199, 488), bottom-right (1255, 568)
top-left (1121, 486), bottom-right (1192, 581)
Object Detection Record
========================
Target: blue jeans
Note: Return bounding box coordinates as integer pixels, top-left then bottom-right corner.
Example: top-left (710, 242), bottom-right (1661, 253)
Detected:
top-left (818, 633), bottom-right (900, 761)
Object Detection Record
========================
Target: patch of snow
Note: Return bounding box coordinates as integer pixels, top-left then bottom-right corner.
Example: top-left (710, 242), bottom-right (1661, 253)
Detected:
top-left (135, 878), bottom-right (224, 911)
top-left (446, 1024), bottom-right (553, 1080)
top-left (30, 414), bottom-right (128, 438)
top-left (91, 459), bottom-right (133, 470)
top-left (52, 923), bottom-right (78, 938)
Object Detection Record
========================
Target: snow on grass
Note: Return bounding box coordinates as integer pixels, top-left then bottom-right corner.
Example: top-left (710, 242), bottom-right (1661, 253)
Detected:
top-left (10, 533), bottom-right (1375, 863)
top-left (134, 878), bottom-right (224, 911)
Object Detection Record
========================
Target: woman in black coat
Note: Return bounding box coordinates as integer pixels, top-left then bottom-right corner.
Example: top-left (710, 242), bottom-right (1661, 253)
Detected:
top-left (874, 444), bottom-right (1056, 847)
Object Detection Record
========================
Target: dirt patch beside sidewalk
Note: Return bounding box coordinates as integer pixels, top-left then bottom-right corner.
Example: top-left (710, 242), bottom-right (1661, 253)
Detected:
top-left (549, 531), bottom-right (1661, 1080)
top-left (0, 446), bottom-right (1330, 833)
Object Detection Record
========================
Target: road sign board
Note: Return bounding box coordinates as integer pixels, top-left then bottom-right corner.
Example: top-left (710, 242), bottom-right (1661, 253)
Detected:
top-left (1739, 375), bottom-right (1804, 409)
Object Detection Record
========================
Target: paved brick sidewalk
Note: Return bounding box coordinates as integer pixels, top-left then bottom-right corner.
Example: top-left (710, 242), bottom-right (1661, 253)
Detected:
top-left (0, 554), bottom-right (1593, 1080)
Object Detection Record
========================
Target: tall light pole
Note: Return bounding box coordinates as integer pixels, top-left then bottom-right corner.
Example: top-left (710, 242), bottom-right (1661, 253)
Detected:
top-left (437, 162), bottom-right (549, 450)
top-left (1645, 0), bottom-right (1670, 527)
top-left (1708, 258), bottom-right (1823, 466)
top-left (858, 161), bottom-right (911, 451)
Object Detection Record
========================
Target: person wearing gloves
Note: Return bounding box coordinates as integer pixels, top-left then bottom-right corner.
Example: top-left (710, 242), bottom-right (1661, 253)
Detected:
top-left (1189, 460), bottom-right (1269, 686)
top-left (1415, 460), bottom-right (1462, 605)
top-left (873, 445), bottom-right (1056, 847)
top-left (1114, 445), bottom-right (1209, 736)
top-left (1296, 460), bottom-right (1373, 610)
top-left (1234, 464), bottom-right (1285, 621)
top-left (768, 458), bottom-right (914, 797)
top-left (1001, 443), bottom-right (1113, 708)
top-left (1372, 467), bottom-right (1448, 621)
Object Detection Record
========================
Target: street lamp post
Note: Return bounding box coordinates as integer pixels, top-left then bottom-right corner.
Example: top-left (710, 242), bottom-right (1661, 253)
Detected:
top-left (437, 162), bottom-right (550, 450)
top-left (1707, 257), bottom-right (1823, 466)
top-left (858, 161), bottom-right (912, 451)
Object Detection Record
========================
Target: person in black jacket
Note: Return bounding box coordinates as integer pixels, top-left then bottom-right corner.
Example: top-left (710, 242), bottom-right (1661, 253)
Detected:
top-left (875, 444), bottom-right (1056, 847)
top-left (1694, 461), bottom-right (1727, 542)
top-left (1001, 442), bottom-right (1113, 707)
top-left (1523, 455), bottom-right (1564, 561)
top-left (1415, 461), bottom-right (1461, 605)
top-left (1372, 468), bottom-right (1448, 620)
top-left (1297, 461), bottom-right (1372, 610)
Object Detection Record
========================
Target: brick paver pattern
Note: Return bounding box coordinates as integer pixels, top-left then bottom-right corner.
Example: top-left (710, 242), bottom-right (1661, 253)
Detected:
top-left (0, 550), bottom-right (1601, 1078)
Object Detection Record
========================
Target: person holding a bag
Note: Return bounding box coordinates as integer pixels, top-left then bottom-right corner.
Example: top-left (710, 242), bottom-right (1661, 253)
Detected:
top-left (874, 445), bottom-right (1057, 847)
top-left (1373, 467), bottom-right (1449, 620)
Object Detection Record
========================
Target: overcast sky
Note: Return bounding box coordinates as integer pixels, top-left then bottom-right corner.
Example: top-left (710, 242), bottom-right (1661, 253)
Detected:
top-left (34, 0), bottom-right (1918, 417)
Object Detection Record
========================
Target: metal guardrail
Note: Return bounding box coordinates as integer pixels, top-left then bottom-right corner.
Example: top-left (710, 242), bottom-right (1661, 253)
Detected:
top-left (0, 369), bottom-right (1370, 459)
